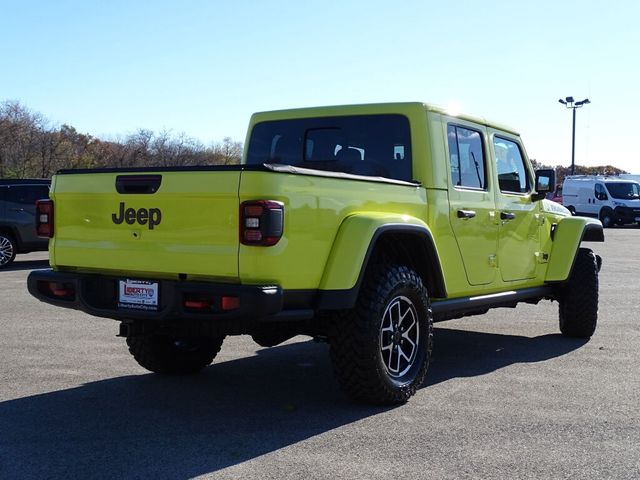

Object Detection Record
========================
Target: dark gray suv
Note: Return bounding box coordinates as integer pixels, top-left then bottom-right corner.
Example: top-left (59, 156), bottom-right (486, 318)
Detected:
top-left (0, 179), bottom-right (51, 268)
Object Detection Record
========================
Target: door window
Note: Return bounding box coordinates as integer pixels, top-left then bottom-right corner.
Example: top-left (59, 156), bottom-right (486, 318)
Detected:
top-left (447, 125), bottom-right (486, 190)
top-left (595, 184), bottom-right (609, 200)
top-left (493, 137), bottom-right (530, 194)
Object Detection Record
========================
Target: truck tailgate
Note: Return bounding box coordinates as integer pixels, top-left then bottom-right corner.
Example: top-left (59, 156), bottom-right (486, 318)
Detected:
top-left (51, 171), bottom-right (240, 281)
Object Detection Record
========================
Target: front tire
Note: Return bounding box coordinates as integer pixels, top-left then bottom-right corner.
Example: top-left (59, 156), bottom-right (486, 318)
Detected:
top-left (330, 265), bottom-right (433, 405)
top-left (0, 232), bottom-right (17, 268)
top-left (599, 208), bottom-right (614, 228)
top-left (126, 334), bottom-right (225, 374)
top-left (558, 248), bottom-right (599, 338)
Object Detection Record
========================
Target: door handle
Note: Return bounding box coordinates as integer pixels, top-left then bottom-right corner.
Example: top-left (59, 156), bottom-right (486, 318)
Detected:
top-left (457, 209), bottom-right (476, 219)
top-left (501, 211), bottom-right (516, 220)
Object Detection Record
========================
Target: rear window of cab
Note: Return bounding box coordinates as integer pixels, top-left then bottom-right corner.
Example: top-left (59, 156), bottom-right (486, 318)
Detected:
top-left (246, 114), bottom-right (412, 182)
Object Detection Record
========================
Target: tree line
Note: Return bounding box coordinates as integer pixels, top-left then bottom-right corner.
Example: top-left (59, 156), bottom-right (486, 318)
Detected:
top-left (0, 99), bottom-right (629, 182)
top-left (530, 159), bottom-right (628, 186)
top-left (0, 100), bottom-right (242, 179)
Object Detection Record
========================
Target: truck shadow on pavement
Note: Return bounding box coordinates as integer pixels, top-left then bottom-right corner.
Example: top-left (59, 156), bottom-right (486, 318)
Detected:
top-left (0, 327), bottom-right (587, 479)
top-left (1, 259), bottom-right (49, 272)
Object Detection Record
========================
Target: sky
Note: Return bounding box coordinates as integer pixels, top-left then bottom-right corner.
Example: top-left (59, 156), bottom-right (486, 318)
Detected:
top-left (1, 0), bottom-right (639, 172)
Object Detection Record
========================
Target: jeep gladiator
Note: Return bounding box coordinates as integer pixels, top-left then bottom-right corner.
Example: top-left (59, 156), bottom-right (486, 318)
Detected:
top-left (28, 103), bottom-right (604, 404)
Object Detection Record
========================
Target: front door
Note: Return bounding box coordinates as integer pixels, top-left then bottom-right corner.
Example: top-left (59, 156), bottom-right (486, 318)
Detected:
top-left (491, 133), bottom-right (540, 282)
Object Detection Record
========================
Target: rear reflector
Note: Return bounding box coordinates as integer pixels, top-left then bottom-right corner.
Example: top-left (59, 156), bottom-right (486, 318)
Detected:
top-left (36, 199), bottom-right (54, 238)
top-left (184, 299), bottom-right (210, 310)
top-left (221, 296), bottom-right (240, 311)
top-left (240, 200), bottom-right (284, 246)
top-left (40, 281), bottom-right (75, 300)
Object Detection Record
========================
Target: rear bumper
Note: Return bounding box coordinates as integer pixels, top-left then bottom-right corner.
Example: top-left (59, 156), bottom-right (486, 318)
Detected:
top-left (27, 269), bottom-right (293, 323)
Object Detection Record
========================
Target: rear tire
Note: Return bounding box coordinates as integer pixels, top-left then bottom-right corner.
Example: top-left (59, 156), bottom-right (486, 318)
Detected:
top-left (330, 264), bottom-right (433, 405)
top-left (127, 334), bottom-right (225, 374)
top-left (558, 248), bottom-right (599, 338)
top-left (0, 232), bottom-right (17, 268)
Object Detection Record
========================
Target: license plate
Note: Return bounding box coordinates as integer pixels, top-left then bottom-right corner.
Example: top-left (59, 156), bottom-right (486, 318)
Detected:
top-left (118, 279), bottom-right (159, 311)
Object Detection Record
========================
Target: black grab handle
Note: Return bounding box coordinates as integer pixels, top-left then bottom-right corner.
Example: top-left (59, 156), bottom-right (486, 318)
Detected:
top-left (115, 175), bottom-right (162, 194)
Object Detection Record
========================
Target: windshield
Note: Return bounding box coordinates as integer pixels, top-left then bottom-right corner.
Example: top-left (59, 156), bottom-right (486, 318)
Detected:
top-left (246, 114), bottom-right (412, 182)
top-left (605, 182), bottom-right (640, 200)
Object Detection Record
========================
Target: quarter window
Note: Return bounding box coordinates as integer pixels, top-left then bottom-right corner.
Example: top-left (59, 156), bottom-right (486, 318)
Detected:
top-left (248, 115), bottom-right (412, 182)
top-left (447, 125), bottom-right (486, 190)
top-left (493, 137), bottom-right (530, 194)
top-left (6, 185), bottom-right (50, 205)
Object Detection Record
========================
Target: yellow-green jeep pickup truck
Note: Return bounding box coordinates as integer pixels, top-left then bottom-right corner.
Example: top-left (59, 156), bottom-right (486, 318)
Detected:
top-left (28, 103), bottom-right (604, 404)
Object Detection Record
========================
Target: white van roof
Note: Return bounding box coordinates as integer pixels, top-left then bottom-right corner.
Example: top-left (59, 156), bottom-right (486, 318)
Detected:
top-left (564, 175), bottom-right (639, 183)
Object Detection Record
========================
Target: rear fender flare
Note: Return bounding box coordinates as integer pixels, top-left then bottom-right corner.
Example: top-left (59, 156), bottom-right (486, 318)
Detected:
top-left (317, 213), bottom-right (446, 309)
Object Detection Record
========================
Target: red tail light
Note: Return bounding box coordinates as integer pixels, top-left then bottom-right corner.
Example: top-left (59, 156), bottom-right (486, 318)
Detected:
top-left (36, 199), bottom-right (54, 238)
top-left (240, 200), bottom-right (284, 246)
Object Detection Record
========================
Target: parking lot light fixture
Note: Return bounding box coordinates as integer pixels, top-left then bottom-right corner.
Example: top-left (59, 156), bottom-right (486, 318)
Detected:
top-left (559, 96), bottom-right (591, 175)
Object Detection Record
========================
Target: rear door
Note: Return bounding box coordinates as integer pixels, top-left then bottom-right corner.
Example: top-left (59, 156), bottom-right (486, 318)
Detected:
top-left (446, 121), bottom-right (498, 286)
top-left (52, 170), bottom-right (241, 281)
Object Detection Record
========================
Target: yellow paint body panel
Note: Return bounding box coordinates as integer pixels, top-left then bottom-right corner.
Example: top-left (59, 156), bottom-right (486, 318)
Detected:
top-left (50, 171), bottom-right (240, 281)
top-left (238, 171), bottom-right (427, 290)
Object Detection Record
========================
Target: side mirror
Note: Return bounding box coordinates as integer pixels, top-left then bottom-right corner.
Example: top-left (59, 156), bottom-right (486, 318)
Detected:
top-left (532, 169), bottom-right (555, 201)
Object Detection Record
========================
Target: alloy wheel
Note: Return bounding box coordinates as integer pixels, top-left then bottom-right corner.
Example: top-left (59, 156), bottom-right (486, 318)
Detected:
top-left (379, 295), bottom-right (420, 378)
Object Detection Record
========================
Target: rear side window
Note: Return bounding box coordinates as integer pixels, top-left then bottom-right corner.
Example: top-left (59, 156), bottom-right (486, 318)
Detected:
top-left (493, 136), bottom-right (530, 194)
top-left (447, 125), bottom-right (486, 190)
top-left (5, 185), bottom-right (50, 205)
top-left (246, 115), bottom-right (412, 181)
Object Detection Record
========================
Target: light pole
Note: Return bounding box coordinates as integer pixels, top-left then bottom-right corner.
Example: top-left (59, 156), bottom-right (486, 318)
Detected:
top-left (558, 96), bottom-right (590, 175)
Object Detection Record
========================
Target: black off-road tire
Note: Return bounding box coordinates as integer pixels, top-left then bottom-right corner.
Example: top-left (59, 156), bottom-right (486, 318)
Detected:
top-left (329, 264), bottom-right (433, 405)
top-left (126, 334), bottom-right (225, 374)
top-left (599, 208), bottom-right (614, 228)
top-left (558, 248), bottom-right (599, 338)
top-left (0, 232), bottom-right (17, 269)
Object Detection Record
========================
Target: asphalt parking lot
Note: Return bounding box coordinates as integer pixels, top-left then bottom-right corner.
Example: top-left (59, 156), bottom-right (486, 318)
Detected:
top-left (1, 229), bottom-right (638, 480)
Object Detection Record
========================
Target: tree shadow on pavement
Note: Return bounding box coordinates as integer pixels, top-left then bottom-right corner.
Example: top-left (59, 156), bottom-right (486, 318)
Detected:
top-left (0, 327), bottom-right (587, 479)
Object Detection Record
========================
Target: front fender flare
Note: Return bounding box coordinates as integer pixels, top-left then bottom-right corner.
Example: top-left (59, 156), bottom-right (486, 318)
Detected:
top-left (545, 216), bottom-right (603, 282)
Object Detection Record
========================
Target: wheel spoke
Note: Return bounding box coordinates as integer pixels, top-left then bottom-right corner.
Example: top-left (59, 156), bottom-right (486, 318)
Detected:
top-left (381, 342), bottom-right (394, 352)
top-left (393, 301), bottom-right (401, 325)
top-left (386, 347), bottom-right (395, 372)
top-left (397, 304), bottom-right (410, 327)
top-left (401, 334), bottom-right (416, 349)
top-left (398, 344), bottom-right (413, 363)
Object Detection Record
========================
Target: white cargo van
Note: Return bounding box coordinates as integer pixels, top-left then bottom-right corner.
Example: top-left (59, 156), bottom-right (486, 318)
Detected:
top-left (562, 175), bottom-right (640, 227)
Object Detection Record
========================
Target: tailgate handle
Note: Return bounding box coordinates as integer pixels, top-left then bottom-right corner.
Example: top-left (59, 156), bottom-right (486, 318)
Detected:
top-left (115, 175), bottom-right (162, 194)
